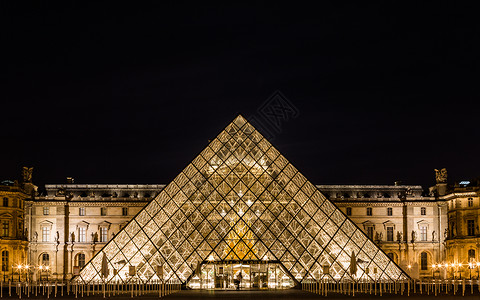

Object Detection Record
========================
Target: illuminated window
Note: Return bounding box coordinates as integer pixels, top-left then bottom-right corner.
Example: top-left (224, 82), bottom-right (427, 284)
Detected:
top-left (420, 207), bottom-right (426, 215)
top-left (346, 207), bottom-right (352, 216)
top-left (1, 221), bottom-right (8, 237)
top-left (468, 198), bottom-right (473, 207)
top-left (467, 220), bottom-right (475, 236)
top-left (42, 226), bottom-right (50, 242)
top-left (468, 249), bottom-right (475, 263)
top-left (79, 227), bottom-right (86, 242)
top-left (100, 227), bottom-right (108, 242)
top-left (2, 198), bottom-right (8, 207)
top-left (43, 207), bottom-right (49, 215)
top-left (77, 253), bottom-right (86, 268)
top-left (41, 253), bottom-right (50, 266)
top-left (122, 207), bottom-right (128, 216)
top-left (1, 251), bottom-right (8, 271)
top-left (366, 207), bottom-right (372, 216)
top-left (420, 252), bottom-right (428, 270)
top-left (386, 227), bottom-right (394, 241)
top-left (79, 207), bottom-right (85, 216)
top-left (387, 207), bottom-right (392, 216)
top-left (420, 226), bottom-right (427, 241)
top-left (101, 207), bottom-right (107, 216)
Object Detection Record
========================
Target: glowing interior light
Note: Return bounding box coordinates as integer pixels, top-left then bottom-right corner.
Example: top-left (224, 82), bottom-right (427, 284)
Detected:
top-left (220, 209), bottom-right (226, 217)
top-left (432, 264), bottom-right (436, 268)
top-left (238, 208), bottom-right (244, 216)
top-left (238, 190), bottom-right (243, 197)
top-left (246, 199), bottom-right (253, 206)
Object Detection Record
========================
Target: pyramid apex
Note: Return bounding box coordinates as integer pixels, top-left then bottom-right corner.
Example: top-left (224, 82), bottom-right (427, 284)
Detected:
top-left (232, 114), bottom-right (248, 128)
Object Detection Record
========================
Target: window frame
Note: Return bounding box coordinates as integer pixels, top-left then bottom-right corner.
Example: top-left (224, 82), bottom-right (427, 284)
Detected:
top-left (100, 227), bottom-right (108, 242)
top-left (366, 207), bottom-right (372, 216)
top-left (346, 207), bottom-right (352, 216)
top-left (420, 252), bottom-right (428, 270)
top-left (420, 207), bottom-right (426, 215)
top-left (1, 250), bottom-right (9, 271)
top-left (420, 226), bottom-right (427, 241)
top-left (467, 219), bottom-right (475, 236)
top-left (387, 207), bottom-right (392, 216)
top-left (122, 207), bottom-right (128, 216)
top-left (43, 206), bottom-right (50, 216)
top-left (79, 207), bottom-right (85, 216)
top-left (42, 226), bottom-right (50, 242)
top-left (386, 226), bottom-right (394, 241)
top-left (78, 227), bottom-right (86, 243)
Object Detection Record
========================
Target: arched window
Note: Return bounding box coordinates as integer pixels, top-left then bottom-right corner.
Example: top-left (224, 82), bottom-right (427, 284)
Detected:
top-left (1, 251), bottom-right (8, 271)
top-left (40, 253), bottom-right (50, 266)
top-left (420, 252), bottom-right (428, 270)
top-left (76, 253), bottom-right (86, 268)
top-left (468, 249), bottom-right (476, 263)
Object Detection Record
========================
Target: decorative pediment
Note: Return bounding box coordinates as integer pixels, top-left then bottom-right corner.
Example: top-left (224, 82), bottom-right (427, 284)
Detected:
top-left (383, 220), bottom-right (396, 230)
top-left (76, 221), bottom-right (90, 230)
top-left (417, 220), bottom-right (430, 230)
top-left (0, 213), bottom-right (13, 219)
top-left (362, 220), bottom-right (375, 229)
top-left (98, 221), bottom-right (112, 230)
top-left (39, 220), bottom-right (54, 229)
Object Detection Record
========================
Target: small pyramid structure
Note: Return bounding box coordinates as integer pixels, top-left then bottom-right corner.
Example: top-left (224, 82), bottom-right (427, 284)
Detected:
top-left (76, 115), bottom-right (408, 284)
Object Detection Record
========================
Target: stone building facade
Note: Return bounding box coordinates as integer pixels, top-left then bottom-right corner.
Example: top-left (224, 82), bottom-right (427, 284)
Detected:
top-left (1, 168), bottom-right (476, 281)
top-left (25, 183), bottom-right (164, 280)
top-left (0, 168), bottom-right (36, 281)
top-left (323, 184), bottom-right (447, 280)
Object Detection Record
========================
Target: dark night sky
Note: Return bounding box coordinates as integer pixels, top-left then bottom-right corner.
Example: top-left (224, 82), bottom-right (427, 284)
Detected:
top-left (1, 2), bottom-right (479, 190)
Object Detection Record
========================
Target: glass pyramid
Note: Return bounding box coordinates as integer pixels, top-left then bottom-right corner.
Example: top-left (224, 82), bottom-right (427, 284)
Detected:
top-left (75, 115), bottom-right (408, 285)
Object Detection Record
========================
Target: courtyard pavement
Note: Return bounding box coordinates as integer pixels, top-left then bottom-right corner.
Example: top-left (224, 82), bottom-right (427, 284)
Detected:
top-left (1, 289), bottom-right (480, 299)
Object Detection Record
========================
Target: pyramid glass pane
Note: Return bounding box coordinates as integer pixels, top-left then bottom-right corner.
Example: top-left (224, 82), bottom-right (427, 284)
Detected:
top-left (74, 115), bottom-right (408, 287)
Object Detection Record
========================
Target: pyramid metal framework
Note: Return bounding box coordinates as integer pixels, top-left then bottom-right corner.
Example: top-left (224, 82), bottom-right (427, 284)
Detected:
top-left (75, 115), bottom-right (408, 284)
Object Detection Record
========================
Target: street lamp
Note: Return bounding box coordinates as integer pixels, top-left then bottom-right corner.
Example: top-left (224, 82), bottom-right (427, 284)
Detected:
top-left (17, 264), bottom-right (22, 282)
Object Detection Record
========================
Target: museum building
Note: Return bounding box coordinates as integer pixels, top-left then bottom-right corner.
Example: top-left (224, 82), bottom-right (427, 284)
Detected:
top-left (1, 116), bottom-right (478, 287)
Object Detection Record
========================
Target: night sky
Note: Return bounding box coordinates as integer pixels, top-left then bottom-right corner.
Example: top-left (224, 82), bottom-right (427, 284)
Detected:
top-left (2, 3), bottom-right (478, 190)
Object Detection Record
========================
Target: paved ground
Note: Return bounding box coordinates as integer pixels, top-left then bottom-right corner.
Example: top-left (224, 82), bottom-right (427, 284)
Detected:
top-left (1, 289), bottom-right (479, 299)
top-left (165, 289), bottom-right (479, 300)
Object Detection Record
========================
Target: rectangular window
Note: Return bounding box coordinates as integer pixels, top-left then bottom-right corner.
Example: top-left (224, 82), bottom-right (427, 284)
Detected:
top-left (2, 198), bottom-right (8, 207)
top-left (346, 207), bottom-right (352, 216)
top-left (420, 226), bottom-right (427, 241)
top-left (43, 207), bottom-right (49, 215)
top-left (468, 198), bottom-right (473, 207)
top-left (366, 207), bottom-right (372, 216)
top-left (101, 207), bottom-right (107, 216)
top-left (100, 227), bottom-right (108, 242)
top-left (387, 207), bottom-right (392, 216)
top-left (421, 207), bottom-right (426, 215)
top-left (122, 207), bottom-right (128, 216)
top-left (387, 227), bottom-right (394, 241)
top-left (367, 227), bottom-right (374, 240)
top-left (2, 222), bottom-right (9, 237)
top-left (79, 207), bottom-right (85, 216)
top-left (79, 227), bottom-right (86, 242)
top-left (42, 226), bottom-right (50, 242)
top-left (467, 220), bottom-right (475, 236)
top-left (421, 252), bottom-right (428, 270)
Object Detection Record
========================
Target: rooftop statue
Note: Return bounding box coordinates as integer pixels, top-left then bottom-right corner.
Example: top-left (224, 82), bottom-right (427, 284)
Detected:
top-left (434, 168), bottom-right (447, 184)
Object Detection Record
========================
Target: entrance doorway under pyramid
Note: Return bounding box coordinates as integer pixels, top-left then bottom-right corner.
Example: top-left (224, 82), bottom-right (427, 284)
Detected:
top-left (75, 115), bottom-right (408, 288)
